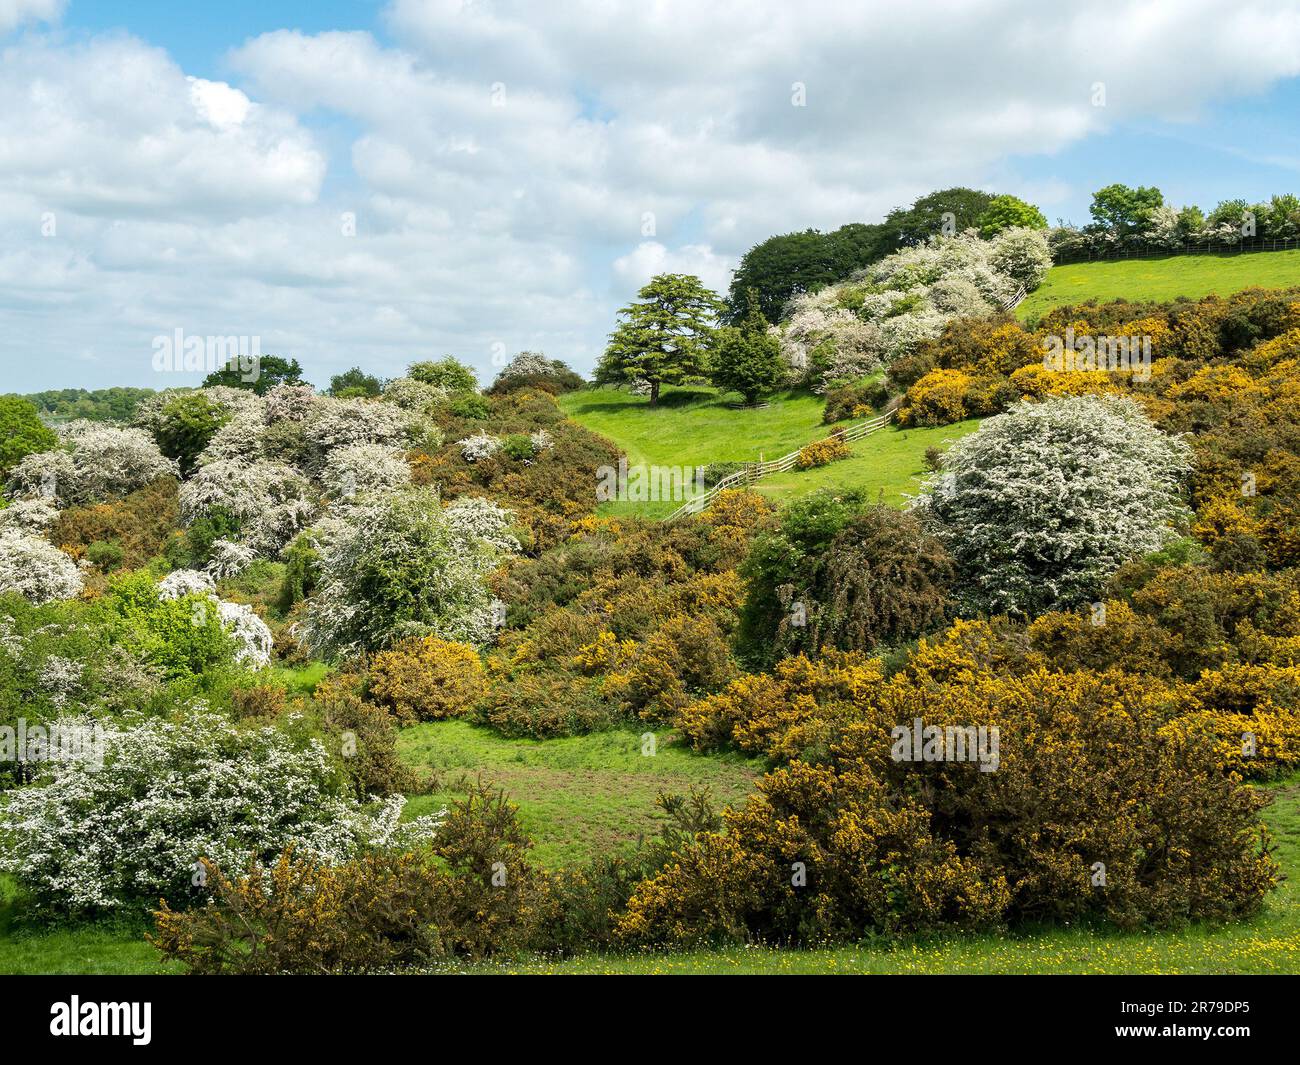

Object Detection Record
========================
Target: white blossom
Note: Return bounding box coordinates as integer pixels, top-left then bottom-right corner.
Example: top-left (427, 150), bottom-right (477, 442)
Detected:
top-left (444, 495), bottom-right (521, 555)
top-left (262, 382), bottom-right (317, 423)
top-left (0, 530), bottom-right (84, 604)
top-left (912, 395), bottom-right (1193, 616)
top-left (303, 487), bottom-right (515, 657)
top-left (777, 228), bottom-right (1051, 390)
top-left (496, 351), bottom-right (558, 379)
top-left (158, 568), bottom-right (216, 600)
top-left (206, 539), bottom-right (257, 581)
top-left (0, 712), bottom-right (443, 911)
top-left (457, 431), bottom-right (501, 463)
top-left (216, 600), bottom-right (273, 668)
top-left (157, 568), bottom-right (271, 666)
top-left (179, 459), bottom-right (317, 555)
top-left (0, 496), bottom-right (60, 534)
top-left (8, 424), bottom-right (176, 507)
top-left (320, 443), bottom-right (412, 501)
top-left (303, 396), bottom-right (414, 471)
top-left (381, 376), bottom-right (447, 413)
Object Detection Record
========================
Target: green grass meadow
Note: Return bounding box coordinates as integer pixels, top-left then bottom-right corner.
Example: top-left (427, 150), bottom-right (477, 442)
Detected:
top-left (1018, 249), bottom-right (1300, 323)
top-left (560, 385), bottom-right (980, 519)
top-left (397, 721), bottom-right (760, 868)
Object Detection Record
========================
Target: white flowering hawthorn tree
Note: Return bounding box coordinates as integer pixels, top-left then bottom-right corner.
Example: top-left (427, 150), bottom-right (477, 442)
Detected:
top-left (8, 422), bottom-right (177, 507)
top-left (302, 396), bottom-right (414, 468)
top-left (381, 376), bottom-right (448, 413)
top-left (0, 712), bottom-right (443, 911)
top-left (912, 395), bottom-right (1193, 616)
top-left (0, 529), bottom-right (84, 604)
top-left (778, 227), bottom-right (1052, 390)
top-left (458, 431), bottom-right (501, 463)
top-left (320, 443), bottom-right (412, 501)
top-left (0, 496), bottom-right (60, 534)
top-left (303, 487), bottom-right (518, 657)
top-left (179, 459), bottom-right (317, 555)
top-left (158, 569), bottom-right (272, 667)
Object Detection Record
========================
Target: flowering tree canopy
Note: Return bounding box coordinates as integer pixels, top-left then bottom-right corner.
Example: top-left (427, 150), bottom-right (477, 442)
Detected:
top-left (913, 395), bottom-right (1193, 615)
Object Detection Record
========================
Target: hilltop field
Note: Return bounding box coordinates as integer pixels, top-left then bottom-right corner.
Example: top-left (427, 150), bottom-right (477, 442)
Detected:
top-left (1017, 248), bottom-right (1300, 321)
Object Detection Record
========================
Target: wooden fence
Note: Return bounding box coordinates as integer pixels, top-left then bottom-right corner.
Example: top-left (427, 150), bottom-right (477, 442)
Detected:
top-left (1000, 284), bottom-right (1027, 311)
top-left (662, 407), bottom-right (897, 522)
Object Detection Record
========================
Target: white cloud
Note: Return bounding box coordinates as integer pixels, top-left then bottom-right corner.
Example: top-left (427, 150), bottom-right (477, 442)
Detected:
top-left (613, 242), bottom-right (734, 296)
top-left (7, 1), bottom-right (1300, 391)
top-left (0, 0), bottom-right (62, 33)
top-left (0, 36), bottom-right (323, 218)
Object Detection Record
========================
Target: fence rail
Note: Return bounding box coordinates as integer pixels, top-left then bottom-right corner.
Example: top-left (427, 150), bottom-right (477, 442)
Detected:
top-left (1053, 238), bottom-right (1300, 265)
top-left (662, 407), bottom-right (897, 522)
top-left (1000, 284), bottom-right (1027, 311)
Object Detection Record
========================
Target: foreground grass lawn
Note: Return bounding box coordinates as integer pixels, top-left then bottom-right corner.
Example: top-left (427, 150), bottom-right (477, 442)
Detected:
top-left (0, 875), bottom-right (178, 975)
top-left (1018, 249), bottom-right (1300, 323)
top-left (397, 720), bottom-right (760, 868)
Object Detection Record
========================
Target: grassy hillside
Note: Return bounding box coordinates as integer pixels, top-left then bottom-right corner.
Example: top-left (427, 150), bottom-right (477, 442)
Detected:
top-left (752, 419), bottom-right (981, 508)
top-left (560, 385), bottom-right (980, 518)
top-left (558, 386), bottom-right (832, 467)
top-left (1018, 249), bottom-right (1300, 322)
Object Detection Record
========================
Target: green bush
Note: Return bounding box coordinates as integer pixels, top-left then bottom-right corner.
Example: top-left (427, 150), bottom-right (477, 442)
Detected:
top-left (822, 378), bottom-right (890, 423)
top-left (150, 782), bottom-right (557, 972)
top-left (0, 396), bottom-right (57, 478)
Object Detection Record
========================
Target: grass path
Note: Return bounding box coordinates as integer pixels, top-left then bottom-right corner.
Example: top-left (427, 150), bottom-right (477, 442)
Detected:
top-left (398, 720), bottom-right (760, 868)
top-left (1018, 249), bottom-right (1300, 323)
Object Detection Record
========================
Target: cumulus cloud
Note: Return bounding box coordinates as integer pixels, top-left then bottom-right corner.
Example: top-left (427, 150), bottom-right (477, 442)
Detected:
top-left (0, 0), bottom-right (62, 33)
top-left (0, 36), bottom-right (323, 218)
top-left (613, 242), bottom-right (734, 295)
top-left (5, 0), bottom-right (1300, 391)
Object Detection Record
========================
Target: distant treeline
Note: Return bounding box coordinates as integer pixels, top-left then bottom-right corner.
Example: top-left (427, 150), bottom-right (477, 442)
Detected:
top-left (15, 387), bottom-right (157, 424)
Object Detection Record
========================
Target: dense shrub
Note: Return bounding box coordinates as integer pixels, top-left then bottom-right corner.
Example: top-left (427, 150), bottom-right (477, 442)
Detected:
top-left (49, 476), bottom-right (180, 571)
top-left (795, 436), bottom-right (852, 469)
top-left (367, 636), bottom-right (485, 722)
top-left (0, 712), bottom-right (441, 913)
top-left (914, 396), bottom-right (1193, 616)
top-left (133, 390), bottom-right (235, 476)
top-left (9, 422), bottom-right (177, 507)
top-left (0, 530), bottom-right (83, 604)
top-left (313, 674), bottom-right (421, 798)
top-left (629, 653), bottom-right (1278, 946)
top-left (151, 783), bottom-right (554, 972)
top-left (488, 352), bottom-right (584, 395)
top-left (822, 378), bottom-right (890, 423)
top-left (476, 670), bottom-right (619, 737)
top-left (737, 489), bottom-right (870, 665)
top-left (303, 487), bottom-right (517, 657)
top-left (898, 368), bottom-right (973, 426)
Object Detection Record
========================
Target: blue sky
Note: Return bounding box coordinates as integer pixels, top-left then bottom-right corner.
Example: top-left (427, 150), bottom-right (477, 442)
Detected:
top-left (4, 0), bottom-right (1300, 393)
